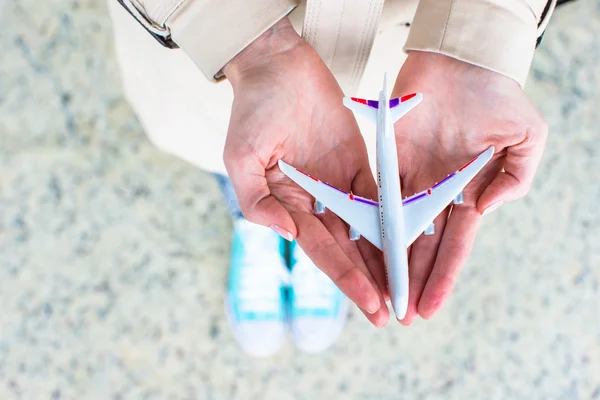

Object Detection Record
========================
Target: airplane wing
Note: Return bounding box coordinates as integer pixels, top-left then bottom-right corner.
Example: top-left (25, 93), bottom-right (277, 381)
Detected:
top-left (277, 160), bottom-right (383, 250)
top-left (277, 146), bottom-right (494, 250)
top-left (401, 146), bottom-right (495, 245)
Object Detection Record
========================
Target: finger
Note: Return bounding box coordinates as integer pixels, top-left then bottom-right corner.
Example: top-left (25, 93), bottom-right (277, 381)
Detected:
top-left (225, 153), bottom-right (297, 240)
top-left (478, 122), bottom-right (548, 214)
top-left (356, 239), bottom-right (390, 326)
top-left (358, 303), bottom-right (389, 328)
top-left (317, 209), bottom-right (389, 327)
top-left (351, 167), bottom-right (391, 325)
top-left (292, 211), bottom-right (381, 315)
top-left (357, 239), bottom-right (389, 301)
top-left (351, 167), bottom-right (391, 302)
top-left (399, 208), bottom-right (449, 325)
top-left (418, 203), bottom-right (481, 319)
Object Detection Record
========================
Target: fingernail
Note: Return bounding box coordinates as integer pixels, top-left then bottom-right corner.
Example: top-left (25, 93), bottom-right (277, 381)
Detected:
top-left (366, 299), bottom-right (380, 314)
top-left (482, 201), bottom-right (504, 216)
top-left (270, 225), bottom-right (294, 241)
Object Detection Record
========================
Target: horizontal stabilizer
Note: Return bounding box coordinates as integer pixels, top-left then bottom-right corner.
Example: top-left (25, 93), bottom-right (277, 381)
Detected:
top-left (343, 93), bottom-right (423, 124)
top-left (391, 93), bottom-right (423, 123)
top-left (342, 97), bottom-right (377, 122)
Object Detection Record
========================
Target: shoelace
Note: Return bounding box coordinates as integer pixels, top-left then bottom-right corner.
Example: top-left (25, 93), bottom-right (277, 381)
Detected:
top-left (292, 249), bottom-right (337, 310)
top-left (235, 221), bottom-right (289, 314)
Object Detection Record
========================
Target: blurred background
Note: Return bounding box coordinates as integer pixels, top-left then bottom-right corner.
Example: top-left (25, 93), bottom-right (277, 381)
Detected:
top-left (0, 0), bottom-right (599, 399)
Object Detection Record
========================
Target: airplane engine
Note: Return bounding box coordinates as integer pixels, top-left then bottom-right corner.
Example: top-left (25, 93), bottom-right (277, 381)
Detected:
top-left (424, 223), bottom-right (435, 235)
top-left (314, 200), bottom-right (326, 215)
top-left (349, 227), bottom-right (361, 241)
top-left (453, 191), bottom-right (464, 205)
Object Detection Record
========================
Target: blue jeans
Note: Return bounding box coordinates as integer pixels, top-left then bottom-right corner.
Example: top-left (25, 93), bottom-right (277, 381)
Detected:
top-left (213, 173), bottom-right (243, 219)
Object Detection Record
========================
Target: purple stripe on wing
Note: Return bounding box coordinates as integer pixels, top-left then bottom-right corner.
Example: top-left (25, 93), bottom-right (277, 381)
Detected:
top-left (402, 192), bottom-right (427, 205)
top-left (389, 98), bottom-right (400, 108)
top-left (355, 197), bottom-right (378, 206)
top-left (323, 181), bottom-right (346, 194)
top-left (367, 100), bottom-right (379, 108)
top-left (432, 172), bottom-right (455, 189)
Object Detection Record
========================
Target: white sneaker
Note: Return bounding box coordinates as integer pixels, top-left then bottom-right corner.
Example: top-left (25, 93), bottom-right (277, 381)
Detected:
top-left (226, 218), bottom-right (290, 357)
top-left (288, 242), bottom-right (349, 354)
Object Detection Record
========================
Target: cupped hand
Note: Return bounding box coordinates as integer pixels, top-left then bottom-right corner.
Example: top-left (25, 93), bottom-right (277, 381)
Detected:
top-left (222, 18), bottom-right (389, 326)
top-left (392, 51), bottom-right (548, 324)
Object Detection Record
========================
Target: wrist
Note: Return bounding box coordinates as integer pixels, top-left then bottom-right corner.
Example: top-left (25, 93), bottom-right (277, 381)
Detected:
top-left (398, 51), bottom-right (520, 93)
top-left (404, 51), bottom-right (484, 78)
top-left (222, 17), bottom-right (302, 88)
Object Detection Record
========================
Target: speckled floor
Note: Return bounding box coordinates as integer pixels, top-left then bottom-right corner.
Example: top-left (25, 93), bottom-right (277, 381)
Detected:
top-left (1, 1), bottom-right (599, 399)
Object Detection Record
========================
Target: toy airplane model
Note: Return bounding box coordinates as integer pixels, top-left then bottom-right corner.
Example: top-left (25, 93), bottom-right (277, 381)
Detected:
top-left (278, 75), bottom-right (494, 319)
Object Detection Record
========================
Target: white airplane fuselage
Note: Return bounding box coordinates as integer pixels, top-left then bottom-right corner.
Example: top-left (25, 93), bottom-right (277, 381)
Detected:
top-left (376, 88), bottom-right (409, 320)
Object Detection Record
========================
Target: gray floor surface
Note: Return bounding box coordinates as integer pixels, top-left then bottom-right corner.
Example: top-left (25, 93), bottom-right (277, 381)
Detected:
top-left (0, 0), bottom-right (599, 399)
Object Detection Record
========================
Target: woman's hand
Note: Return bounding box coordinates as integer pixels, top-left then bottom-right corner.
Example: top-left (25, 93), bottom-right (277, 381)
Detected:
top-left (223, 18), bottom-right (390, 327)
top-left (392, 51), bottom-right (548, 324)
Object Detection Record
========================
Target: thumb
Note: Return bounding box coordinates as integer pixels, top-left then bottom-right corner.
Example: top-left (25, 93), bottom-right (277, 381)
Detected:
top-left (478, 125), bottom-right (548, 215)
top-left (225, 154), bottom-right (297, 241)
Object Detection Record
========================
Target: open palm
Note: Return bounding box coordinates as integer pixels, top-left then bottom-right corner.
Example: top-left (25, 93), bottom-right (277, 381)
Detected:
top-left (223, 21), bottom-right (389, 326)
top-left (391, 52), bottom-right (548, 324)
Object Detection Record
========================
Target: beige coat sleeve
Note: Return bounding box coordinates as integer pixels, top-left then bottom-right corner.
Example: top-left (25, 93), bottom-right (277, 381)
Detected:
top-left (404, 0), bottom-right (556, 87)
top-left (134, 0), bottom-right (299, 81)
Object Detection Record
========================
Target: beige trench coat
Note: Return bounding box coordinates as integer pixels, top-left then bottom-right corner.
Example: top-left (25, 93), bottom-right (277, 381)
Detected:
top-left (107, 0), bottom-right (555, 175)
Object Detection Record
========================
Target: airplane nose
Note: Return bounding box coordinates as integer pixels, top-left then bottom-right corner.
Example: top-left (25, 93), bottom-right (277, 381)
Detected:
top-left (392, 294), bottom-right (409, 320)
